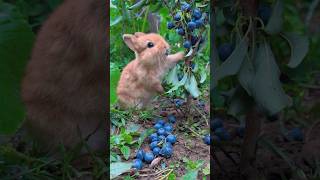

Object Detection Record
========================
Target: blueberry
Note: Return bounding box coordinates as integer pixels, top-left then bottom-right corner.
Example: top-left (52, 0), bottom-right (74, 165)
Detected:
top-left (198, 100), bottom-right (205, 108)
top-left (149, 133), bottom-right (158, 140)
top-left (163, 142), bottom-right (173, 148)
top-left (195, 18), bottom-right (204, 28)
top-left (155, 118), bottom-right (165, 125)
top-left (258, 4), bottom-right (272, 24)
top-left (181, 2), bottom-right (191, 11)
top-left (150, 136), bottom-right (159, 142)
top-left (288, 128), bottom-right (303, 141)
top-left (167, 21), bottom-right (175, 29)
top-left (150, 141), bottom-right (159, 149)
top-left (160, 144), bottom-right (173, 158)
top-left (154, 123), bottom-right (163, 130)
top-left (174, 99), bottom-right (184, 107)
top-left (153, 147), bottom-right (161, 156)
top-left (158, 135), bottom-right (166, 141)
top-left (214, 127), bottom-right (230, 141)
top-left (132, 159), bottom-right (143, 170)
top-left (144, 152), bottom-right (154, 163)
top-left (211, 118), bottom-right (223, 130)
top-left (168, 114), bottom-right (176, 123)
top-left (187, 21), bottom-right (197, 31)
top-left (176, 28), bottom-right (185, 36)
top-left (157, 128), bottom-right (166, 135)
top-left (183, 40), bottom-right (191, 49)
top-left (237, 126), bottom-right (245, 138)
top-left (164, 124), bottom-right (173, 133)
top-left (136, 149), bottom-right (145, 160)
top-left (174, 13), bottom-right (181, 21)
top-left (203, 134), bottom-right (211, 145)
top-left (192, 9), bottom-right (202, 20)
top-left (218, 43), bottom-right (234, 61)
top-left (166, 134), bottom-right (177, 144)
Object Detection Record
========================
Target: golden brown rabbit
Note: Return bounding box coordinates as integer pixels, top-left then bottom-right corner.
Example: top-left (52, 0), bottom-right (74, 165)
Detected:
top-left (117, 32), bottom-right (184, 109)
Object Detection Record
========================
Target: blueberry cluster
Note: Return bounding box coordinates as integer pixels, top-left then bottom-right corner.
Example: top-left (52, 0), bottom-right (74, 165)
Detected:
top-left (211, 117), bottom-right (233, 142)
top-left (132, 115), bottom-right (178, 170)
top-left (166, 2), bottom-right (208, 50)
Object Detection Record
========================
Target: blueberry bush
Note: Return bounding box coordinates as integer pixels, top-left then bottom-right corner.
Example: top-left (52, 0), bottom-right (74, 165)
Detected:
top-left (213, 0), bottom-right (320, 179)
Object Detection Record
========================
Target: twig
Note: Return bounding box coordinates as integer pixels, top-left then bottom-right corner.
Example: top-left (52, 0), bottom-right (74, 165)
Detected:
top-left (191, 104), bottom-right (209, 126)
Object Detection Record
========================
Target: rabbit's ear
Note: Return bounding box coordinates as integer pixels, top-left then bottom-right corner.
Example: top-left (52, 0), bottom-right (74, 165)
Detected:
top-left (123, 34), bottom-right (137, 51)
top-left (134, 32), bottom-right (145, 37)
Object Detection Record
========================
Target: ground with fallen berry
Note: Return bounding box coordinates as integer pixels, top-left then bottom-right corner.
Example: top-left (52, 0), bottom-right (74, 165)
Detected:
top-left (111, 95), bottom-right (210, 179)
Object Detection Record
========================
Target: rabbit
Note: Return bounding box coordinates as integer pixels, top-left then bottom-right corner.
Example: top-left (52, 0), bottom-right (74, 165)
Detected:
top-left (117, 32), bottom-right (184, 109)
top-left (21, 0), bottom-right (107, 154)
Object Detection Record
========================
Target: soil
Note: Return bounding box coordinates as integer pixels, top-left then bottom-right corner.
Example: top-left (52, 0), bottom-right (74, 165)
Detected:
top-left (213, 87), bottom-right (320, 180)
top-left (119, 96), bottom-right (211, 179)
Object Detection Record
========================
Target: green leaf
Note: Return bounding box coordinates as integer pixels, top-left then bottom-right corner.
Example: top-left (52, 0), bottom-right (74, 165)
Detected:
top-left (166, 65), bottom-right (179, 85)
top-left (215, 38), bottom-right (248, 81)
top-left (182, 170), bottom-right (198, 180)
top-left (265, 0), bottom-right (283, 34)
top-left (110, 65), bottom-right (120, 105)
top-left (126, 123), bottom-right (141, 133)
top-left (110, 162), bottom-right (132, 179)
top-left (251, 42), bottom-right (292, 115)
top-left (120, 146), bottom-right (130, 160)
top-left (128, 0), bottom-right (146, 10)
top-left (238, 57), bottom-right (254, 95)
top-left (281, 33), bottom-right (309, 68)
top-left (199, 69), bottom-right (207, 84)
top-left (166, 71), bottom-right (187, 94)
top-left (202, 164), bottom-right (210, 176)
top-left (184, 74), bottom-right (200, 98)
top-left (0, 2), bottom-right (35, 134)
top-left (168, 172), bottom-right (177, 180)
top-left (110, 16), bottom-right (122, 27)
top-left (121, 133), bottom-right (133, 144)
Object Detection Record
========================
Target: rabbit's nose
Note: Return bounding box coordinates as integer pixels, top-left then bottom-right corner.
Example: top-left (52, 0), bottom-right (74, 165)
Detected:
top-left (165, 49), bottom-right (170, 56)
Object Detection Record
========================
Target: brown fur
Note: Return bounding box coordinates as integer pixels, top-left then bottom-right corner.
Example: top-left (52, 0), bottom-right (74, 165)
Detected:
top-left (117, 32), bottom-right (184, 109)
top-left (21, 0), bottom-right (107, 153)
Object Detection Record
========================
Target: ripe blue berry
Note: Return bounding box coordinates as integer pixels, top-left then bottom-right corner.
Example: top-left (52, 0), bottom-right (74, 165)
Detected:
top-left (150, 136), bottom-right (159, 142)
top-left (195, 18), bottom-right (204, 28)
top-left (132, 159), bottom-right (143, 170)
top-left (160, 144), bottom-right (173, 158)
top-left (149, 133), bottom-right (158, 140)
top-left (215, 127), bottom-right (231, 141)
top-left (168, 114), bottom-right (176, 123)
top-left (155, 118), bottom-right (165, 125)
top-left (136, 149), bottom-right (145, 160)
top-left (203, 134), bottom-right (211, 145)
top-left (150, 141), bottom-right (159, 149)
top-left (175, 99), bottom-right (184, 106)
top-left (144, 152), bottom-right (154, 163)
top-left (153, 147), bottom-right (161, 156)
top-left (181, 2), bottom-right (191, 11)
top-left (187, 21), bottom-right (197, 31)
top-left (157, 128), bottom-right (166, 135)
top-left (167, 21), bottom-right (175, 29)
top-left (176, 28), bottom-right (185, 36)
top-left (218, 43), bottom-right (234, 61)
top-left (211, 118), bottom-right (223, 130)
top-left (164, 124), bottom-right (173, 133)
top-left (166, 134), bottom-right (177, 144)
top-left (154, 123), bottom-right (163, 130)
top-left (158, 135), bottom-right (166, 141)
top-left (288, 128), bottom-right (303, 141)
top-left (183, 40), bottom-right (191, 49)
top-left (192, 9), bottom-right (202, 20)
top-left (174, 13), bottom-right (181, 21)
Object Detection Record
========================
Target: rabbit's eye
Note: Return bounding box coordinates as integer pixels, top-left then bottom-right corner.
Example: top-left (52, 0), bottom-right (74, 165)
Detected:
top-left (147, 42), bottom-right (154, 48)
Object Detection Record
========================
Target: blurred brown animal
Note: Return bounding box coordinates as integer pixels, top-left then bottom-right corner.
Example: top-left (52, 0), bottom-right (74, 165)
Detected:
top-left (21, 0), bottom-right (107, 154)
